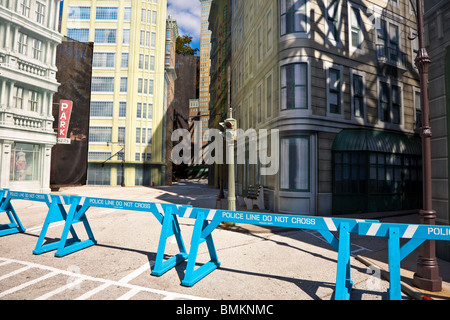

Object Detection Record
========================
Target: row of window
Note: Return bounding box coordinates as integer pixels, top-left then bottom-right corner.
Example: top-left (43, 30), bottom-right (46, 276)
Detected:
top-left (11, 85), bottom-right (40, 112)
top-left (91, 77), bottom-right (155, 95)
top-left (16, 32), bottom-right (43, 61)
top-left (67, 28), bottom-right (157, 48)
top-left (234, 60), bottom-right (421, 129)
top-left (89, 126), bottom-right (152, 145)
top-left (68, 6), bottom-right (157, 25)
top-left (4, 0), bottom-right (47, 25)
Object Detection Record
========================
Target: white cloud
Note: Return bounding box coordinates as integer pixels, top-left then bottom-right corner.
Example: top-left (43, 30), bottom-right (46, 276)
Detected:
top-left (167, 0), bottom-right (201, 47)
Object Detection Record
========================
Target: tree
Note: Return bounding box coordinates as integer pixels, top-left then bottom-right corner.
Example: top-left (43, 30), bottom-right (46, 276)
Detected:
top-left (176, 35), bottom-right (199, 56)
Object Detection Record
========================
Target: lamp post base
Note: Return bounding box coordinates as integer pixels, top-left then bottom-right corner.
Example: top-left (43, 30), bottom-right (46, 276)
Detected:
top-left (413, 256), bottom-right (442, 292)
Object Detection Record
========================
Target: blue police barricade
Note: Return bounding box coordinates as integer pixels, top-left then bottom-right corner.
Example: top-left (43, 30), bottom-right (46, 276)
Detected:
top-left (0, 189), bottom-right (192, 275)
top-left (358, 222), bottom-right (450, 300)
top-left (0, 189), bottom-right (37, 236)
top-left (162, 206), bottom-right (377, 300)
top-left (69, 196), bottom-right (191, 275)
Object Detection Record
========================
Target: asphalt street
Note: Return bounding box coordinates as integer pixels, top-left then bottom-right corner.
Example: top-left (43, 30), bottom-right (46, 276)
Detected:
top-left (0, 180), bottom-right (431, 301)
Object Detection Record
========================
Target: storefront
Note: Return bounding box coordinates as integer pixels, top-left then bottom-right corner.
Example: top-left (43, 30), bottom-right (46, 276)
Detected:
top-left (332, 129), bottom-right (422, 215)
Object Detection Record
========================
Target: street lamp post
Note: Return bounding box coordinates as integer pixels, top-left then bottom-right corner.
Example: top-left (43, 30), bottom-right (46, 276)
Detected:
top-left (412, 0), bottom-right (442, 291)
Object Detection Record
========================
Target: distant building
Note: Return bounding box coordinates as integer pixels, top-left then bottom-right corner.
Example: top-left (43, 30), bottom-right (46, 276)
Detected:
top-left (198, 0), bottom-right (212, 144)
top-left (425, 0), bottom-right (450, 260)
top-left (220, 0), bottom-right (422, 215)
top-left (163, 17), bottom-right (178, 185)
top-left (60, 0), bottom-right (168, 186)
top-left (0, 0), bottom-right (63, 193)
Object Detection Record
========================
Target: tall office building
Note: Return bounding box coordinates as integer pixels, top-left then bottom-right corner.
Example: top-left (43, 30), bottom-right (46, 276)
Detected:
top-left (198, 0), bottom-right (211, 143)
top-left (0, 0), bottom-right (63, 193)
top-left (60, 0), bottom-right (168, 186)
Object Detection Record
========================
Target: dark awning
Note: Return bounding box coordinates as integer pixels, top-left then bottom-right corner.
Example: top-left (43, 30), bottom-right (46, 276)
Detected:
top-left (332, 129), bottom-right (422, 155)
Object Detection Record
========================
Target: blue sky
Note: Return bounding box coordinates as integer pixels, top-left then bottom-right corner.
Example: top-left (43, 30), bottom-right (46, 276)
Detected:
top-left (167, 0), bottom-right (201, 50)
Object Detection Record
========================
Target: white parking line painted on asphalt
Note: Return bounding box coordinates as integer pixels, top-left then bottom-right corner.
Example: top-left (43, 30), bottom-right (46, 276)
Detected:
top-left (0, 271), bottom-right (59, 299)
top-left (0, 257), bottom-right (207, 300)
top-left (116, 288), bottom-right (140, 300)
top-left (118, 261), bottom-right (154, 284)
top-left (35, 278), bottom-right (84, 300)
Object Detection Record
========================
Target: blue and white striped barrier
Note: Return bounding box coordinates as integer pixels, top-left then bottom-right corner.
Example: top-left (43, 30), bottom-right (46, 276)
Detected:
top-left (0, 189), bottom-right (192, 276)
top-left (170, 206), bottom-right (377, 300)
top-left (358, 221), bottom-right (450, 300)
top-left (3, 188), bottom-right (450, 300)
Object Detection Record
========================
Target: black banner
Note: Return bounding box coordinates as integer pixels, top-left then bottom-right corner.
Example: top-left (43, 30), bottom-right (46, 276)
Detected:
top-left (50, 39), bottom-right (93, 187)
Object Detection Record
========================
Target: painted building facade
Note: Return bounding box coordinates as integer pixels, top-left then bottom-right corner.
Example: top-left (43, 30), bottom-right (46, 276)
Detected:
top-left (225, 0), bottom-right (422, 215)
top-left (425, 0), bottom-right (450, 260)
top-left (60, 0), bottom-right (168, 186)
top-left (0, 0), bottom-right (63, 193)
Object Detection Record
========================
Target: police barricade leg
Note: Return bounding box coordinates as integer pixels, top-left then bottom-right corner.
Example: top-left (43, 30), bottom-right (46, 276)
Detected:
top-left (181, 210), bottom-right (221, 287)
top-left (357, 222), bottom-right (444, 300)
top-left (54, 196), bottom-right (97, 257)
top-left (333, 222), bottom-right (353, 300)
top-left (387, 227), bottom-right (401, 300)
top-left (152, 206), bottom-right (189, 277)
top-left (0, 190), bottom-right (26, 237)
top-left (33, 195), bottom-right (97, 257)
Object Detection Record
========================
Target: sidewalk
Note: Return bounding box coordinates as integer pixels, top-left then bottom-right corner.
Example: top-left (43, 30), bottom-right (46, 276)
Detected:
top-left (55, 179), bottom-right (450, 300)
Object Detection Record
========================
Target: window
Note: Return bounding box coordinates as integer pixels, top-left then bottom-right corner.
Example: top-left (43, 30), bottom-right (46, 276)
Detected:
top-left (334, 152), bottom-right (367, 194)
top-left (379, 81), bottom-right (390, 122)
top-left (280, 136), bottom-right (310, 191)
top-left (256, 84), bottom-right (262, 123)
top-left (88, 152), bottom-right (111, 161)
top-left (137, 102), bottom-right (142, 118)
top-left (352, 73), bottom-right (364, 118)
top-left (327, 66), bottom-right (342, 115)
top-left (377, 19), bottom-right (403, 66)
top-left (96, 7), bottom-right (118, 20)
top-left (266, 73), bottom-right (272, 117)
top-left (13, 86), bottom-right (24, 109)
top-left (119, 102), bottom-right (127, 118)
top-left (120, 77), bottom-right (128, 93)
top-left (19, 0), bottom-right (30, 17)
top-left (121, 52), bottom-right (129, 68)
top-left (139, 54), bottom-right (144, 69)
top-left (281, 63), bottom-right (307, 110)
top-left (349, 5), bottom-right (363, 50)
top-left (68, 6), bottom-right (90, 20)
top-left (10, 143), bottom-right (39, 182)
top-left (280, 0), bottom-right (307, 36)
top-left (17, 32), bottom-right (28, 55)
top-left (28, 90), bottom-right (38, 112)
top-left (35, 2), bottom-right (45, 24)
top-left (118, 127), bottom-right (125, 144)
top-left (123, 7), bottom-right (131, 21)
top-left (95, 29), bottom-right (117, 44)
top-left (266, 9), bottom-right (273, 52)
top-left (136, 128), bottom-right (141, 143)
top-left (32, 39), bottom-right (42, 60)
top-left (91, 77), bottom-right (114, 92)
top-left (149, 79), bottom-right (154, 95)
top-left (326, 0), bottom-right (340, 42)
top-left (150, 56), bottom-right (155, 72)
top-left (90, 101), bottom-right (113, 117)
top-left (122, 29), bottom-right (130, 45)
top-left (391, 85), bottom-right (401, 125)
top-left (151, 32), bottom-right (156, 48)
top-left (140, 30), bottom-right (145, 46)
top-left (89, 127), bottom-right (112, 142)
top-left (67, 29), bottom-right (89, 42)
top-left (379, 81), bottom-right (402, 125)
top-left (152, 10), bottom-right (157, 25)
top-left (93, 52), bottom-right (115, 68)
top-left (414, 88), bottom-right (422, 128)
top-left (138, 78), bottom-right (143, 94)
